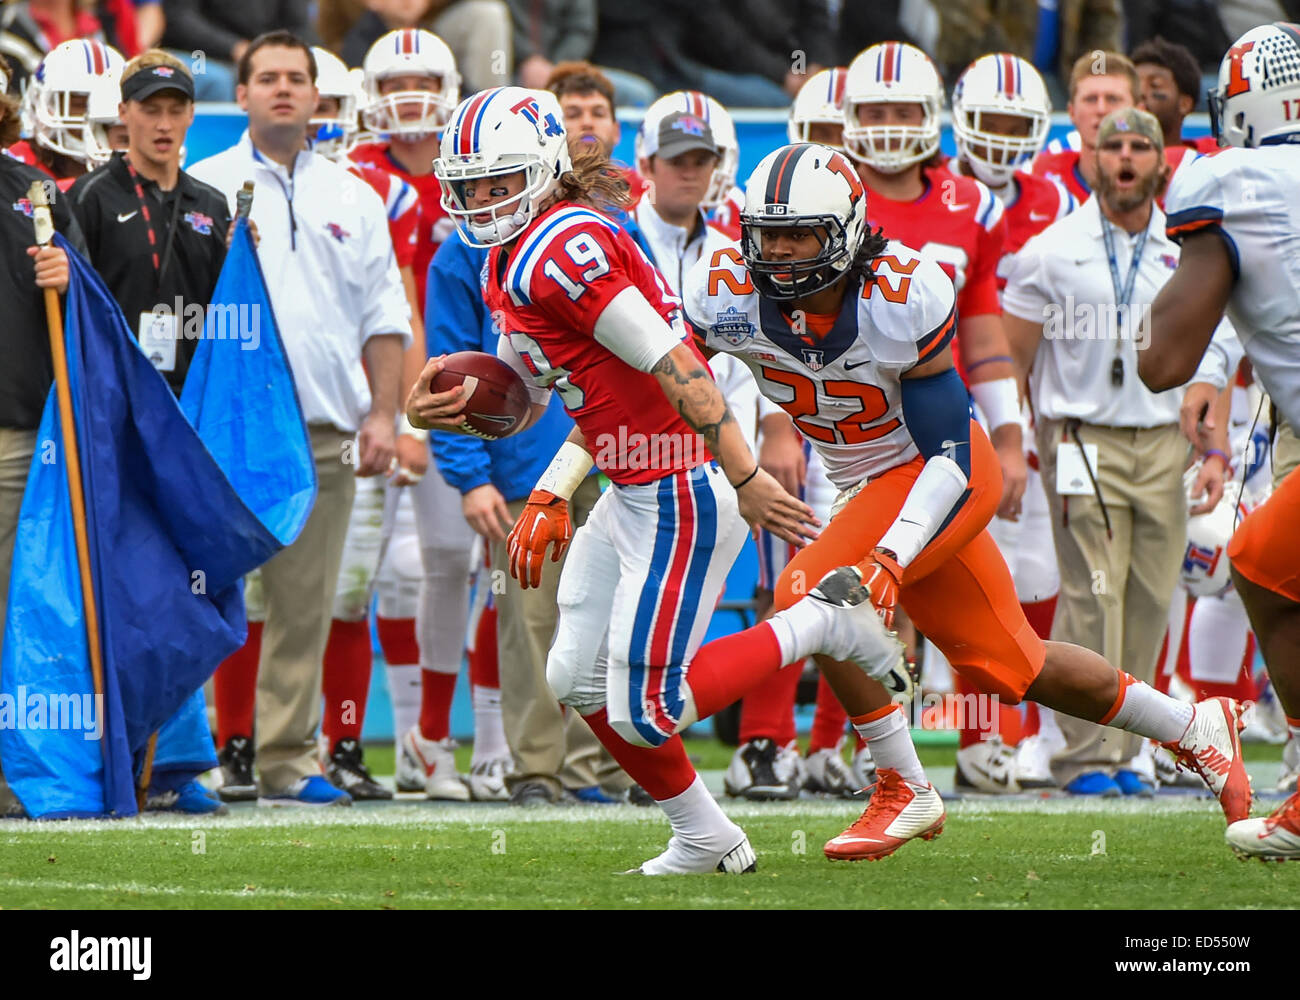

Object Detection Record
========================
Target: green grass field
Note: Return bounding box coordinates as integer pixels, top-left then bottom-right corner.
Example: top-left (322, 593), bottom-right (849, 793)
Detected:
top-left (0, 739), bottom-right (1294, 910)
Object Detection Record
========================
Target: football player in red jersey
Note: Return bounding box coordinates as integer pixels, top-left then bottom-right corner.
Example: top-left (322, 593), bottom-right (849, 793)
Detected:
top-left (1132, 36), bottom-right (1221, 183)
top-left (1031, 50), bottom-right (1138, 204)
top-left (350, 28), bottom-right (459, 315)
top-left (8, 39), bottom-right (123, 190)
top-left (408, 87), bottom-right (918, 873)
top-left (947, 52), bottom-right (1074, 789)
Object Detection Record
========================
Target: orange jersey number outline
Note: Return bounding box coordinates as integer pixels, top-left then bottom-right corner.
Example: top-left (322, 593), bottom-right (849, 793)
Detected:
top-left (759, 365), bottom-right (901, 445)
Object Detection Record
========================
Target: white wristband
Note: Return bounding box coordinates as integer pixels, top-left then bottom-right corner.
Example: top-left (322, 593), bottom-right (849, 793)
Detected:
top-left (535, 440), bottom-right (594, 501)
top-left (398, 412), bottom-right (429, 442)
top-left (970, 377), bottom-right (1021, 433)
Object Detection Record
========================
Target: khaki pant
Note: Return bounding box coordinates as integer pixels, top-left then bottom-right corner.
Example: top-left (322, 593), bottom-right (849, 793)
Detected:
top-left (491, 476), bottom-right (628, 797)
top-left (255, 425), bottom-right (357, 792)
top-left (0, 428), bottom-right (37, 812)
top-left (1275, 417), bottom-right (1300, 486)
top-left (1036, 419), bottom-right (1188, 785)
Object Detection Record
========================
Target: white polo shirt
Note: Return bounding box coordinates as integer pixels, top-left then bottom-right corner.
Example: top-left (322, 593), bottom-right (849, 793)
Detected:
top-left (189, 131), bottom-right (412, 432)
top-left (1004, 195), bottom-right (1240, 428)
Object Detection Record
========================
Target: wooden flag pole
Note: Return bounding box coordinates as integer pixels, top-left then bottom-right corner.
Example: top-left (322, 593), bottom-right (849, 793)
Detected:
top-left (28, 181), bottom-right (111, 811)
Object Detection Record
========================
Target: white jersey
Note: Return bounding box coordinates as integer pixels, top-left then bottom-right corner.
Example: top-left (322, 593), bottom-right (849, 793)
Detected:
top-left (683, 239), bottom-right (956, 491)
top-left (1165, 145), bottom-right (1300, 430)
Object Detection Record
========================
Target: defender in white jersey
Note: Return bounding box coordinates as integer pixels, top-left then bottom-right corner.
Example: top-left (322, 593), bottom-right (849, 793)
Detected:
top-left (1142, 22), bottom-right (1300, 861)
top-left (683, 142), bottom-right (1253, 860)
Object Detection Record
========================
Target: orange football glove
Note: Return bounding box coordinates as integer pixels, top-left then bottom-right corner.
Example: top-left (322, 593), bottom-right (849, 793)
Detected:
top-left (859, 546), bottom-right (903, 630)
top-left (507, 489), bottom-right (572, 589)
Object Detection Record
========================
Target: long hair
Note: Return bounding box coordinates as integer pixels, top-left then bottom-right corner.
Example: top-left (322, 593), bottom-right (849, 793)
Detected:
top-left (555, 140), bottom-right (632, 214)
top-left (0, 54), bottom-right (17, 148)
top-left (846, 223), bottom-right (890, 288)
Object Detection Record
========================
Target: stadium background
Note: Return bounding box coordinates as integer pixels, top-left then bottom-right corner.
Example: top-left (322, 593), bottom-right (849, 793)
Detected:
top-left (178, 105), bottom-right (1216, 743)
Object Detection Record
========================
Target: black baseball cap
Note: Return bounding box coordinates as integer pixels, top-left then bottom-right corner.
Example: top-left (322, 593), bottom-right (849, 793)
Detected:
top-left (121, 64), bottom-right (195, 103)
top-left (647, 109), bottom-right (718, 160)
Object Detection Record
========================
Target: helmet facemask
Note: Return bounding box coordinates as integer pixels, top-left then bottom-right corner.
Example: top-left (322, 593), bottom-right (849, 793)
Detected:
top-left (364, 79), bottom-right (455, 140)
top-left (843, 100), bottom-right (940, 173)
top-left (740, 214), bottom-right (852, 300)
top-left (437, 154), bottom-right (561, 247)
top-left (953, 106), bottom-right (1046, 187)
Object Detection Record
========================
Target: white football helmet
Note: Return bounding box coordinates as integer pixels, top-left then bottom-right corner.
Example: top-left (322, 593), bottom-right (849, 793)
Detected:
top-left (842, 41), bottom-right (943, 173)
top-left (362, 28), bottom-right (460, 140)
top-left (1181, 487), bottom-right (1250, 597)
top-left (1210, 22), bottom-right (1300, 148)
top-left (739, 143), bottom-right (868, 299)
top-left (636, 90), bottom-right (737, 209)
top-left (84, 67), bottom-right (124, 168)
top-left (787, 67), bottom-right (848, 148)
top-left (434, 87), bottom-right (572, 247)
top-left (951, 53), bottom-right (1051, 187)
top-left (311, 46), bottom-right (361, 158)
top-left (28, 39), bottom-right (124, 159)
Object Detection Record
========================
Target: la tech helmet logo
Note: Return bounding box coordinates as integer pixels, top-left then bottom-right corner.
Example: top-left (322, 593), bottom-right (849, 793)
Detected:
top-left (511, 96), bottom-right (564, 139)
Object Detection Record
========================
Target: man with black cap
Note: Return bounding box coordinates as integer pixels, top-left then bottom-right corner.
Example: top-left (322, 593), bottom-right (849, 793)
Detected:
top-left (68, 50), bottom-right (231, 399)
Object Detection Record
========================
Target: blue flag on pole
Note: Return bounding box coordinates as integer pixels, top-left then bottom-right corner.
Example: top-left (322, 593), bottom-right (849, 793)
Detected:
top-left (0, 221), bottom-right (315, 818)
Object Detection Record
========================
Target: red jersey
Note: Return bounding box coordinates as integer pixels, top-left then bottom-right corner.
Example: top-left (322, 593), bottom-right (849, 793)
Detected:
top-left (349, 141), bottom-right (451, 313)
top-left (345, 160), bottom-right (419, 271)
top-left (864, 165), bottom-right (1004, 320)
top-left (1164, 136), bottom-right (1219, 185)
top-left (997, 170), bottom-right (1075, 290)
top-left (487, 201), bottom-right (709, 485)
top-left (707, 185), bottom-right (744, 242)
top-left (1031, 148), bottom-right (1091, 204)
top-left (3, 141), bottom-right (77, 191)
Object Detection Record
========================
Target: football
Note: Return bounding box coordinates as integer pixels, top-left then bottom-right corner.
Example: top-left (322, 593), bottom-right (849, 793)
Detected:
top-left (430, 351), bottom-right (532, 439)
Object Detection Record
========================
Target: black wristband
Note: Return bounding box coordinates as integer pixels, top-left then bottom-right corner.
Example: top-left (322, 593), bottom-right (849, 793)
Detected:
top-left (731, 467), bottom-right (759, 490)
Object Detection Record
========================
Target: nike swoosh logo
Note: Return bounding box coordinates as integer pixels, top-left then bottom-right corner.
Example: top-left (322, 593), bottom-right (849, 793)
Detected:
top-left (117, 211), bottom-right (138, 223)
top-left (968, 761), bottom-right (1011, 787)
top-left (947, 202), bottom-right (971, 212)
top-left (843, 359), bottom-right (871, 370)
top-left (1029, 211), bottom-right (1051, 222)
top-left (830, 835), bottom-right (886, 844)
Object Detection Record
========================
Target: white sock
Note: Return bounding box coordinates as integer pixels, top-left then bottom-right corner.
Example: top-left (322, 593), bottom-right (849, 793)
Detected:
top-left (1037, 705), bottom-right (1064, 744)
top-left (1106, 680), bottom-right (1195, 743)
top-left (768, 597), bottom-right (830, 664)
top-left (1187, 591), bottom-right (1251, 684)
top-left (471, 684), bottom-right (509, 764)
top-left (657, 774), bottom-right (736, 841)
top-left (385, 662), bottom-right (421, 749)
top-left (852, 706), bottom-right (926, 785)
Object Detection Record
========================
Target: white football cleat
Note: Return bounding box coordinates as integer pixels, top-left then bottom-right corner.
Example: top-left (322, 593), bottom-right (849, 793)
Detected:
top-left (1011, 733), bottom-right (1061, 789)
top-left (1226, 789), bottom-right (1300, 862)
top-left (850, 745), bottom-right (876, 790)
top-left (723, 738), bottom-right (802, 800)
top-left (807, 566), bottom-right (913, 701)
top-left (955, 736), bottom-right (1020, 793)
top-left (630, 826), bottom-right (758, 875)
top-left (824, 768), bottom-right (944, 861)
top-left (467, 755), bottom-right (511, 802)
top-left (804, 745), bottom-right (858, 797)
top-left (1163, 698), bottom-right (1251, 824)
top-left (398, 726), bottom-right (470, 801)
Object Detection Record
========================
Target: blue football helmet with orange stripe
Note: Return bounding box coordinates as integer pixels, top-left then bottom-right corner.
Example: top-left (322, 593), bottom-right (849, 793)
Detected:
top-left (952, 53), bottom-right (1051, 188)
top-left (842, 41), bottom-right (943, 174)
top-left (738, 143), bottom-right (867, 300)
top-left (434, 87), bottom-right (572, 247)
top-left (361, 28), bottom-right (459, 139)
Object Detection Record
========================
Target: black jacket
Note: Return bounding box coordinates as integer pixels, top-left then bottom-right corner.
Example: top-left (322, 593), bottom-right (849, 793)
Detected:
top-left (161, 0), bottom-right (318, 63)
top-left (1, 155), bottom-right (86, 429)
top-left (679, 0), bottom-right (837, 85)
top-left (68, 154), bottom-right (230, 396)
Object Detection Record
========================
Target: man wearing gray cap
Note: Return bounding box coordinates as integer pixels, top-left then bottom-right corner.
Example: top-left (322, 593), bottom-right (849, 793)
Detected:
top-left (1002, 107), bottom-right (1241, 797)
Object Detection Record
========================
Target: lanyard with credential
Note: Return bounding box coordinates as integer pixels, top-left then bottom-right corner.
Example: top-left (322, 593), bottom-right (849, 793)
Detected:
top-left (1099, 216), bottom-right (1148, 387)
top-left (124, 156), bottom-right (184, 293)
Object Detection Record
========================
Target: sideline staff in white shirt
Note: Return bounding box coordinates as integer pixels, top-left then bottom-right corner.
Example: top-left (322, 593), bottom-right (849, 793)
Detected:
top-left (189, 31), bottom-right (411, 805)
top-left (1003, 108), bottom-right (1240, 796)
